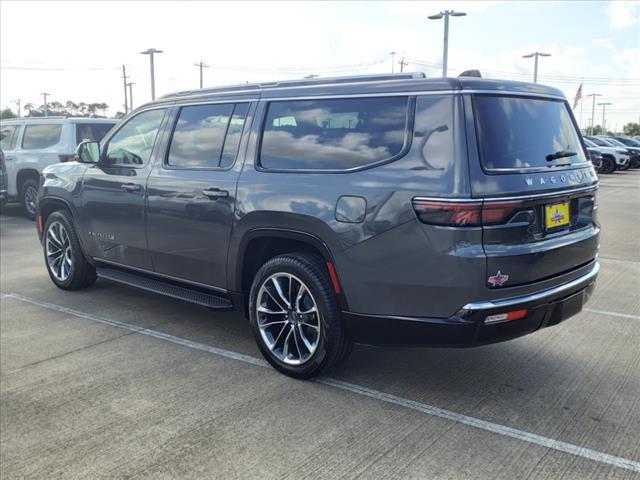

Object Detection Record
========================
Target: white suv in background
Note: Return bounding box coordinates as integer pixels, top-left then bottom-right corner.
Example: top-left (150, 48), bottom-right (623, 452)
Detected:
top-left (0, 117), bottom-right (118, 218)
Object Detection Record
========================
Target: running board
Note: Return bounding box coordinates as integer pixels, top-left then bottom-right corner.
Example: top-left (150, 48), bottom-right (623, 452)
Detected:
top-left (96, 267), bottom-right (233, 310)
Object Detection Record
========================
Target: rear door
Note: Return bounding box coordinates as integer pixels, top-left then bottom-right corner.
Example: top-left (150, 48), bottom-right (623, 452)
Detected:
top-left (145, 100), bottom-right (253, 288)
top-left (464, 94), bottom-right (599, 288)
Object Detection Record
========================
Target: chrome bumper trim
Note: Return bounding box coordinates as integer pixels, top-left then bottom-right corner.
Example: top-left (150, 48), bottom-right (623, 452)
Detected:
top-left (460, 262), bottom-right (599, 312)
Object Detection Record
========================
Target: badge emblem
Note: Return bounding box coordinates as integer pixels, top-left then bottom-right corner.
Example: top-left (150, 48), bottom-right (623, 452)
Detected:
top-left (488, 270), bottom-right (509, 287)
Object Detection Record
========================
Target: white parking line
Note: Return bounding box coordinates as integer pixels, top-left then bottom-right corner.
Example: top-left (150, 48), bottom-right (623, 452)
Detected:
top-left (3, 291), bottom-right (639, 474)
top-left (584, 308), bottom-right (640, 320)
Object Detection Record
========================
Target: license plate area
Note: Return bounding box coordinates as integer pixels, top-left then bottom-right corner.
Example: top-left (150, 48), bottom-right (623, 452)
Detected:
top-left (545, 202), bottom-right (570, 231)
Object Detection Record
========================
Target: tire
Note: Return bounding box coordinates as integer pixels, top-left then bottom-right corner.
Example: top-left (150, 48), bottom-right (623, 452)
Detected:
top-left (599, 156), bottom-right (616, 174)
top-left (19, 178), bottom-right (39, 220)
top-left (43, 210), bottom-right (96, 290)
top-left (248, 253), bottom-right (352, 379)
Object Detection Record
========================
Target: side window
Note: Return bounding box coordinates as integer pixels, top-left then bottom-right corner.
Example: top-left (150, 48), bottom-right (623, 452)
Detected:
top-left (0, 124), bottom-right (19, 150)
top-left (105, 109), bottom-right (165, 167)
top-left (22, 124), bottom-right (62, 150)
top-left (167, 103), bottom-right (249, 169)
top-left (76, 123), bottom-right (116, 145)
top-left (259, 97), bottom-right (410, 170)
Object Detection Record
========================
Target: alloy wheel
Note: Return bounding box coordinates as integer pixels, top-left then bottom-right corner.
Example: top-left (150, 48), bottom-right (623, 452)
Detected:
top-left (24, 185), bottom-right (38, 215)
top-left (256, 273), bottom-right (321, 366)
top-left (46, 221), bottom-right (73, 281)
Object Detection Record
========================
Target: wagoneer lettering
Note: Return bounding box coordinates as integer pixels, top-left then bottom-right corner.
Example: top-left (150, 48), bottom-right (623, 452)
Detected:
top-left (36, 73), bottom-right (599, 378)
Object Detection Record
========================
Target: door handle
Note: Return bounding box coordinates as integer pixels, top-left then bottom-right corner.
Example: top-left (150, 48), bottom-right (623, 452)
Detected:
top-left (121, 183), bottom-right (142, 193)
top-left (202, 188), bottom-right (229, 199)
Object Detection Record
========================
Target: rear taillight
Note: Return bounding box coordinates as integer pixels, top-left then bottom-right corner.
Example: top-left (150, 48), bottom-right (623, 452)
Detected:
top-left (58, 154), bottom-right (75, 163)
top-left (412, 199), bottom-right (523, 227)
top-left (411, 199), bottom-right (481, 226)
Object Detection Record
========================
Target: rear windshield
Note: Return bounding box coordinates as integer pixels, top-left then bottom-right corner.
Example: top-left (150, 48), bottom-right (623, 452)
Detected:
top-left (473, 95), bottom-right (587, 171)
top-left (76, 123), bottom-right (115, 145)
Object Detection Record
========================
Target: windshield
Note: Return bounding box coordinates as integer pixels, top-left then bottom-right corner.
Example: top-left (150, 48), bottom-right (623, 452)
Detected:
top-left (615, 137), bottom-right (640, 147)
top-left (603, 138), bottom-right (626, 147)
top-left (587, 137), bottom-right (612, 147)
top-left (473, 95), bottom-right (587, 171)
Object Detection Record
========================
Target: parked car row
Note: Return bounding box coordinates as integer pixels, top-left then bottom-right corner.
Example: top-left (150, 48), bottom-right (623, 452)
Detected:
top-left (584, 135), bottom-right (640, 174)
top-left (0, 117), bottom-right (119, 218)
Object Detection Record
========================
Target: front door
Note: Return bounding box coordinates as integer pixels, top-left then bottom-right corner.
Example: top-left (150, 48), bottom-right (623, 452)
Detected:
top-left (145, 101), bottom-right (253, 288)
top-left (78, 108), bottom-right (167, 270)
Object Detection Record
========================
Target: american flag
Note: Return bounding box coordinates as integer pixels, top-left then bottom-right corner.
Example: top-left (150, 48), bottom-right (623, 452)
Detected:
top-left (573, 83), bottom-right (583, 109)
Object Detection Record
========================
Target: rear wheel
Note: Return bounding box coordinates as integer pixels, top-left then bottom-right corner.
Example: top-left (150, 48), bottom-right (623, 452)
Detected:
top-left (248, 253), bottom-right (352, 379)
top-left (20, 178), bottom-right (39, 220)
top-left (43, 210), bottom-right (96, 290)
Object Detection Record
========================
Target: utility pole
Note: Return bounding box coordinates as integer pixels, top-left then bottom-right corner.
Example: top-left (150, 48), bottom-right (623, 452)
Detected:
top-left (122, 65), bottom-right (129, 114)
top-left (389, 51), bottom-right (397, 73)
top-left (399, 58), bottom-right (409, 73)
top-left (586, 93), bottom-right (602, 135)
top-left (522, 52), bottom-right (551, 83)
top-left (12, 99), bottom-right (20, 117)
top-left (598, 102), bottom-right (612, 134)
top-left (193, 60), bottom-right (210, 89)
top-left (41, 92), bottom-right (50, 117)
top-left (429, 10), bottom-right (467, 77)
top-left (127, 82), bottom-right (136, 110)
top-left (141, 48), bottom-right (163, 100)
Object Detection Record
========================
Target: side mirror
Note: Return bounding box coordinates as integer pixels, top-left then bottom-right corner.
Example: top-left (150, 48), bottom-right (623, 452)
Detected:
top-left (76, 141), bottom-right (101, 164)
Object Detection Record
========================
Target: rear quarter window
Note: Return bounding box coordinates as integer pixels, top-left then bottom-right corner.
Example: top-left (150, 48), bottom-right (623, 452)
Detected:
top-left (76, 123), bottom-right (116, 145)
top-left (473, 95), bottom-right (587, 171)
top-left (22, 124), bottom-right (63, 150)
top-left (0, 124), bottom-right (19, 150)
top-left (259, 96), bottom-right (410, 171)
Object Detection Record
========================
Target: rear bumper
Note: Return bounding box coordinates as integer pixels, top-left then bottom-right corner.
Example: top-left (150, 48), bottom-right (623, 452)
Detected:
top-left (343, 262), bottom-right (599, 347)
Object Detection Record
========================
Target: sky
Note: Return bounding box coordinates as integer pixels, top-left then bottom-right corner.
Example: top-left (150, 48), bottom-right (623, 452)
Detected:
top-left (1, 0), bottom-right (639, 129)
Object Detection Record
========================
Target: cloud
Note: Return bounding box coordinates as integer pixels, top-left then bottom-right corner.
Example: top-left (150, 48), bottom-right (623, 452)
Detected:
top-left (606, 1), bottom-right (640, 30)
top-left (592, 37), bottom-right (617, 52)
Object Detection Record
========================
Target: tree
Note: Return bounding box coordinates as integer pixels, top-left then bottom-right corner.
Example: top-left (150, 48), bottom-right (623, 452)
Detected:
top-left (0, 108), bottom-right (17, 120)
top-left (623, 122), bottom-right (640, 136)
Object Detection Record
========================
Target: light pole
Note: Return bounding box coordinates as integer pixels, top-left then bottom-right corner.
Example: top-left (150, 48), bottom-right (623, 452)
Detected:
top-left (41, 92), bottom-right (50, 117)
top-left (428, 10), bottom-right (466, 77)
top-left (522, 52), bottom-right (551, 83)
top-left (598, 102), bottom-right (612, 134)
top-left (141, 48), bottom-right (163, 100)
top-left (389, 51), bottom-right (397, 73)
top-left (194, 60), bottom-right (209, 89)
top-left (586, 93), bottom-right (602, 135)
top-left (127, 82), bottom-right (136, 110)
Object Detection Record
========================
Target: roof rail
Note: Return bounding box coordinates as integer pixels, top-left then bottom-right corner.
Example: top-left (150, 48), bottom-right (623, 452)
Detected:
top-left (6, 116), bottom-right (69, 120)
top-left (160, 72), bottom-right (426, 100)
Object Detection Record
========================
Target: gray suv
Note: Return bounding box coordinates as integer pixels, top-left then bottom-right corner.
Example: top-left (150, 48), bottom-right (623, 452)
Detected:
top-left (37, 73), bottom-right (600, 378)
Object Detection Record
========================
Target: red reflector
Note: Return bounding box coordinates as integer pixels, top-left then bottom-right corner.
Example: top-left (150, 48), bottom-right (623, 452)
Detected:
top-left (484, 309), bottom-right (528, 324)
top-left (37, 215), bottom-right (44, 233)
top-left (326, 261), bottom-right (341, 294)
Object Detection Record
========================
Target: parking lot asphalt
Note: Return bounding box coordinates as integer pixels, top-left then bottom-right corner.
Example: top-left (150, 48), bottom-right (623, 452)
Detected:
top-left (1, 172), bottom-right (639, 479)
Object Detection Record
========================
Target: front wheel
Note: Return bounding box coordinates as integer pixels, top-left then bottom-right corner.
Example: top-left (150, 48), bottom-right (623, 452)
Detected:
top-left (599, 156), bottom-right (616, 174)
top-left (248, 253), bottom-right (352, 379)
top-left (43, 210), bottom-right (96, 290)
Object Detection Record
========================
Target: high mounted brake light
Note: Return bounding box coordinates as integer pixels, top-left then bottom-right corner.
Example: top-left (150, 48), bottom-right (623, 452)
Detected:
top-left (412, 199), bottom-right (523, 227)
